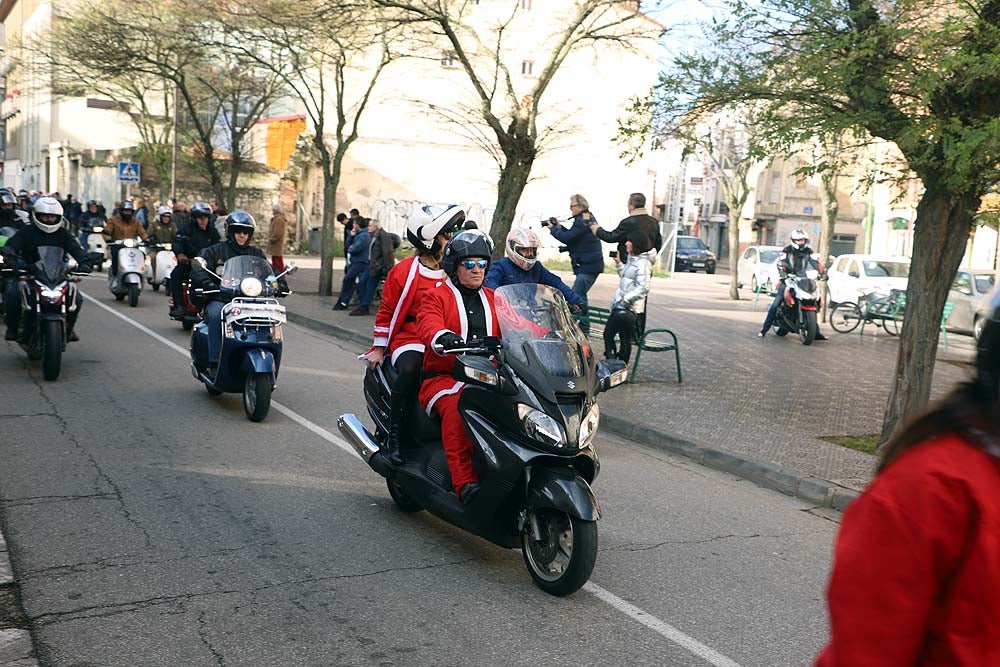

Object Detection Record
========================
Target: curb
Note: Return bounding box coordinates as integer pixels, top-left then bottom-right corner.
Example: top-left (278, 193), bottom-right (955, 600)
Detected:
top-left (600, 414), bottom-right (859, 511)
top-left (286, 311), bottom-right (861, 512)
top-left (0, 529), bottom-right (38, 667)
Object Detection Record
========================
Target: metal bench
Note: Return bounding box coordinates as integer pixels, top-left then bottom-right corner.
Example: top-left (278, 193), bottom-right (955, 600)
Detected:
top-left (578, 300), bottom-right (682, 383)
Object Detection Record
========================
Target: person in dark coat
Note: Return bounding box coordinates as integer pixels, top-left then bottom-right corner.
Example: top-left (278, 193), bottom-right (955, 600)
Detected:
top-left (352, 218), bottom-right (395, 316)
top-left (590, 192), bottom-right (663, 261)
top-left (332, 219), bottom-right (371, 310)
top-left (543, 193), bottom-right (604, 311)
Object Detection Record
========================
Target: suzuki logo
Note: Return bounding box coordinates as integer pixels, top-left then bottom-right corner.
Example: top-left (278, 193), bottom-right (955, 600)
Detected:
top-left (567, 380), bottom-right (575, 389)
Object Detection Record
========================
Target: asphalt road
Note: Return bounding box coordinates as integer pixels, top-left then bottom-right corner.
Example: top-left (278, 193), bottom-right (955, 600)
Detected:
top-left (0, 275), bottom-right (837, 667)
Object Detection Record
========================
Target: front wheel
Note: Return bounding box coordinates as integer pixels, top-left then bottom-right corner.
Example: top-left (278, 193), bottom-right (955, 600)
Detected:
top-left (127, 284), bottom-right (139, 307)
top-left (800, 309), bottom-right (818, 345)
top-left (243, 372), bottom-right (272, 422)
top-left (830, 303), bottom-right (862, 333)
top-left (521, 510), bottom-right (597, 596)
top-left (42, 320), bottom-right (63, 381)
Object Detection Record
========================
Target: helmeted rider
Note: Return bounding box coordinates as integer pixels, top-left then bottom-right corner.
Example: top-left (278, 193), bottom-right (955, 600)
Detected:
top-left (0, 191), bottom-right (30, 232)
top-left (759, 229), bottom-right (827, 339)
top-left (148, 205), bottom-right (178, 246)
top-left (77, 199), bottom-right (107, 248)
top-left (3, 197), bottom-right (90, 341)
top-left (484, 227), bottom-right (585, 312)
top-left (102, 200), bottom-right (149, 278)
top-left (416, 229), bottom-right (501, 504)
top-left (191, 211), bottom-right (284, 376)
top-left (169, 202), bottom-right (220, 318)
top-left (362, 204), bottom-right (465, 465)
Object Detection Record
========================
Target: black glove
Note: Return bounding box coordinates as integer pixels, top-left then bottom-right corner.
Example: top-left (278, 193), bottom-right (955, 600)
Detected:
top-left (437, 333), bottom-right (465, 351)
top-left (77, 261), bottom-right (93, 274)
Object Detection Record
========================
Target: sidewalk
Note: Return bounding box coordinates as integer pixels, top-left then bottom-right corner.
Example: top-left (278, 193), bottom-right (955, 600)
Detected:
top-left (283, 257), bottom-right (973, 508)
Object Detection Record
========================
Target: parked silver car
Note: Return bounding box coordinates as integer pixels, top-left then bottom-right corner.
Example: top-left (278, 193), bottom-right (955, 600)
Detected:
top-left (969, 273), bottom-right (999, 339)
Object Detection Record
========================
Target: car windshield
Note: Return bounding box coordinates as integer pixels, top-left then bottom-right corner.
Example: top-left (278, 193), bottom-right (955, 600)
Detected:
top-left (219, 255), bottom-right (275, 288)
top-left (494, 284), bottom-right (587, 378)
top-left (759, 250), bottom-right (780, 263)
top-left (862, 260), bottom-right (910, 278)
top-left (677, 237), bottom-right (706, 250)
top-left (975, 274), bottom-right (996, 294)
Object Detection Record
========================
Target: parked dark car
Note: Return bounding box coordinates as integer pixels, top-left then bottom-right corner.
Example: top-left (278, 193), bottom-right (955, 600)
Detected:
top-left (674, 236), bottom-right (716, 274)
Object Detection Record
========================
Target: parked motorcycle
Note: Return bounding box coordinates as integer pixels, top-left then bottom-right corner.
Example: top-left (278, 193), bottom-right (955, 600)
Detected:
top-left (12, 246), bottom-right (87, 381)
top-left (338, 283), bottom-right (628, 596)
top-left (169, 278), bottom-right (201, 331)
top-left (107, 238), bottom-right (146, 307)
top-left (189, 256), bottom-right (296, 422)
top-left (85, 226), bottom-right (106, 272)
top-left (773, 269), bottom-right (825, 345)
top-left (145, 242), bottom-right (176, 292)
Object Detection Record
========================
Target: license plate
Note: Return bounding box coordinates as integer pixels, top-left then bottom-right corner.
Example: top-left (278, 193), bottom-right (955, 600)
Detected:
top-left (692, 262), bottom-right (705, 267)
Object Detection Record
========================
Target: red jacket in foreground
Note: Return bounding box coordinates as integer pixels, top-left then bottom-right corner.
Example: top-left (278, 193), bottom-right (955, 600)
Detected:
top-left (815, 434), bottom-right (1000, 666)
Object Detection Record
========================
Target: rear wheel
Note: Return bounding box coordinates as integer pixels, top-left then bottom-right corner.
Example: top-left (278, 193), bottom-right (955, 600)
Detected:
top-left (801, 310), bottom-right (818, 345)
top-left (243, 372), bottom-right (272, 422)
top-left (386, 478), bottom-right (423, 512)
top-left (42, 320), bottom-right (62, 381)
top-left (127, 284), bottom-right (139, 307)
top-left (522, 510), bottom-right (597, 596)
top-left (830, 303), bottom-right (862, 333)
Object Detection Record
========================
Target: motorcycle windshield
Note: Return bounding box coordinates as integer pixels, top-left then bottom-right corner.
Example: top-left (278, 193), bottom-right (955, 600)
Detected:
top-left (32, 246), bottom-right (68, 284)
top-left (219, 255), bottom-right (275, 289)
top-left (494, 284), bottom-right (587, 378)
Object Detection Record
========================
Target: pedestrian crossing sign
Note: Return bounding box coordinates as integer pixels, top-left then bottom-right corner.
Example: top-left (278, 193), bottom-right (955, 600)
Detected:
top-left (118, 161), bottom-right (140, 183)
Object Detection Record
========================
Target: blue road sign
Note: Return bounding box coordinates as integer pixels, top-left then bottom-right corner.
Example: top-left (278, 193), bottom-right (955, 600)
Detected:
top-left (118, 161), bottom-right (140, 183)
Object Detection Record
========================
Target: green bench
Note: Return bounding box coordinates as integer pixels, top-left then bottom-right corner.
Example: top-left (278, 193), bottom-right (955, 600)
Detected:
top-left (577, 301), bottom-right (682, 383)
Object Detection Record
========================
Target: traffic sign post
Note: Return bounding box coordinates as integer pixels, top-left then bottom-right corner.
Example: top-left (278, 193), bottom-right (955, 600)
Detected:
top-left (118, 161), bottom-right (140, 200)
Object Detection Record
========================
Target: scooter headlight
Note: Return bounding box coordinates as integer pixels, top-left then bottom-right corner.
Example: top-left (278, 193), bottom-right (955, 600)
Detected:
top-left (578, 403), bottom-right (600, 449)
top-left (123, 238), bottom-right (136, 248)
top-left (517, 403), bottom-right (567, 448)
top-left (240, 277), bottom-right (263, 297)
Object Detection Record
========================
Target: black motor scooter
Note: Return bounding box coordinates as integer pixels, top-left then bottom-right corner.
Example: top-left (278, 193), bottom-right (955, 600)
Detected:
top-left (338, 284), bottom-right (628, 596)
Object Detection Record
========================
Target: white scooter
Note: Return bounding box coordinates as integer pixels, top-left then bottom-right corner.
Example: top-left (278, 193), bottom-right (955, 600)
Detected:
top-left (145, 242), bottom-right (177, 292)
top-left (107, 237), bottom-right (147, 307)
top-left (86, 226), bottom-right (107, 272)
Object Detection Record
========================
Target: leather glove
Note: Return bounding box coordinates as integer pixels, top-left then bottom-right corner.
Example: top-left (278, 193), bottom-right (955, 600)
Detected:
top-left (437, 333), bottom-right (465, 351)
top-left (78, 262), bottom-right (93, 274)
top-left (570, 303), bottom-right (583, 315)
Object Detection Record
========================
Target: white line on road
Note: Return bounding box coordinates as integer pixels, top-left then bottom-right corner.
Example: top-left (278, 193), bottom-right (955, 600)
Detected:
top-left (82, 290), bottom-right (745, 667)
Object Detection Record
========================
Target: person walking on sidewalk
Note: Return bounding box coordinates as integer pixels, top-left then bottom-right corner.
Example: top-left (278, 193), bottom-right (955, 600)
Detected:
top-left (332, 219), bottom-right (371, 310)
top-left (543, 193), bottom-right (603, 310)
top-left (268, 203), bottom-right (288, 273)
top-left (815, 289), bottom-right (1000, 667)
top-left (590, 192), bottom-right (663, 261)
top-left (352, 218), bottom-right (395, 316)
top-left (604, 230), bottom-right (654, 363)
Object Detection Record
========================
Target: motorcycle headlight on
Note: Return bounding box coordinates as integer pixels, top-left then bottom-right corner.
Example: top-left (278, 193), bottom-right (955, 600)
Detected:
top-left (517, 403), bottom-right (567, 448)
top-left (579, 403), bottom-right (600, 449)
top-left (240, 277), bottom-right (263, 297)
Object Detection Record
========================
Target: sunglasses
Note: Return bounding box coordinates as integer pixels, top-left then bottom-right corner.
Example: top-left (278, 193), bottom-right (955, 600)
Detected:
top-left (460, 259), bottom-right (489, 270)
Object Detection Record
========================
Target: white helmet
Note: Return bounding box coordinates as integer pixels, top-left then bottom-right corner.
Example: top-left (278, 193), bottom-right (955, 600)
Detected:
top-left (406, 204), bottom-right (465, 255)
top-left (156, 205), bottom-right (172, 219)
top-left (505, 227), bottom-right (539, 271)
top-left (32, 196), bottom-right (64, 234)
top-left (789, 229), bottom-right (809, 247)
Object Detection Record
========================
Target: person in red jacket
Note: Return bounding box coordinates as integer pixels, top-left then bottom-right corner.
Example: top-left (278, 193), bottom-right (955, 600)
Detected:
top-left (815, 288), bottom-right (1000, 666)
top-left (362, 205), bottom-right (465, 464)
top-left (416, 230), bottom-right (499, 504)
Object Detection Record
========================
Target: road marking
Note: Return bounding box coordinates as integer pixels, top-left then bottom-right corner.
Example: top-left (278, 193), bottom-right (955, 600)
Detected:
top-left (82, 291), bottom-right (745, 667)
top-left (80, 291), bottom-right (356, 458)
top-left (584, 582), bottom-right (743, 666)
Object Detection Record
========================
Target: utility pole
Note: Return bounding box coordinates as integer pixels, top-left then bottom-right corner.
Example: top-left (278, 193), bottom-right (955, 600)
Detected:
top-left (170, 82), bottom-right (178, 201)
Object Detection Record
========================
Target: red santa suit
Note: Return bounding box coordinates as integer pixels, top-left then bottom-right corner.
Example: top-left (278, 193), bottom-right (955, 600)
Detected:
top-left (370, 255), bottom-right (446, 364)
top-left (416, 279), bottom-right (500, 492)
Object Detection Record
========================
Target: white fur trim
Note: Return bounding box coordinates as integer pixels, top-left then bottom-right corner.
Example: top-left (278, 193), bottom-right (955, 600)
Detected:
top-left (373, 336), bottom-right (389, 347)
top-left (390, 343), bottom-right (425, 365)
top-left (386, 258), bottom-right (420, 347)
top-left (426, 381), bottom-right (465, 416)
top-left (445, 280), bottom-right (469, 339)
top-left (418, 262), bottom-right (444, 279)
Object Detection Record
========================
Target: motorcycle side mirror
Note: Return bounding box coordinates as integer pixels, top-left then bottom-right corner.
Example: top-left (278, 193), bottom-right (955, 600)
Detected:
top-left (596, 359), bottom-right (628, 393)
top-left (192, 256), bottom-right (208, 270)
top-left (285, 262), bottom-right (298, 274)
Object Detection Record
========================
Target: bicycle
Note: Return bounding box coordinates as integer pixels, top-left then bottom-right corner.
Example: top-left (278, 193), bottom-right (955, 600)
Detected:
top-left (829, 289), bottom-right (906, 335)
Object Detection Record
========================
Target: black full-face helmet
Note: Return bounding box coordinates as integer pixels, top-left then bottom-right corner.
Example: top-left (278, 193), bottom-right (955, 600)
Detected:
top-left (441, 230), bottom-right (494, 277)
top-left (225, 210), bottom-right (256, 243)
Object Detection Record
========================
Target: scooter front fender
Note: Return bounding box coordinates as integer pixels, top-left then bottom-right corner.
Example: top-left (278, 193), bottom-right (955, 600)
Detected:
top-left (526, 467), bottom-right (601, 521)
top-left (241, 348), bottom-right (276, 375)
top-left (123, 273), bottom-right (142, 284)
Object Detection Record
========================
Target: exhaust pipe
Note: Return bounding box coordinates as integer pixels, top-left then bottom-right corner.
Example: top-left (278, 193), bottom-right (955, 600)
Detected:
top-left (337, 414), bottom-right (380, 463)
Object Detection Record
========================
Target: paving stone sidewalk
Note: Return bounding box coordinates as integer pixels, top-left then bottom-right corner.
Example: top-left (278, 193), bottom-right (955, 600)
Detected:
top-left (283, 257), bottom-right (974, 505)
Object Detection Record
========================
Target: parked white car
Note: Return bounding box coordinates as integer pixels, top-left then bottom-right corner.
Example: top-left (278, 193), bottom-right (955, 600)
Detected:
top-left (737, 245), bottom-right (782, 293)
top-left (827, 254), bottom-right (911, 305)
top-left (950, 270), bottom-right (996, 338)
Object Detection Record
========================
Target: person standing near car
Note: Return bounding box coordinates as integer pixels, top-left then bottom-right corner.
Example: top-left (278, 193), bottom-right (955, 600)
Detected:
top-left (543, 193), bottom-right (604, 310)
top-left (590, 192), bottom-right (663, 261)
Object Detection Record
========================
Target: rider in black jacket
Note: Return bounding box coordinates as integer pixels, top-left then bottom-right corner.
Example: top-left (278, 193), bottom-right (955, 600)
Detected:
top-left (758, 229), bottom-right (827, 339)
top-left (169, 202), bottom-right (220, 317)
top-left (3, 197), bottom-right (90, 341)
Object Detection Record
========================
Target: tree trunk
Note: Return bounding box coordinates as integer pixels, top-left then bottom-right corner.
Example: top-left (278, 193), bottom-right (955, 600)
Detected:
top-left (727, 209), bottom-right (741, 299)
top-left (817, 172), bottom-right (839, 321)
top-left (489, 150), bottom-right (534, 258)
top-left (879, 186), bottom-right (977, 443)
top-left (317, 158), bottom-right (340, 297)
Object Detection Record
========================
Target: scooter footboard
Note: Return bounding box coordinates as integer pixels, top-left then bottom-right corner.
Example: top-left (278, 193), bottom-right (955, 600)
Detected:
top-left (241, 349), bottom-right (276, 376)
top-left (526, 467), bottom-right (601, 521)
